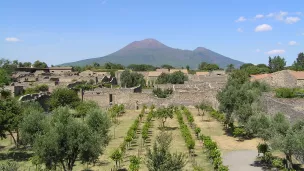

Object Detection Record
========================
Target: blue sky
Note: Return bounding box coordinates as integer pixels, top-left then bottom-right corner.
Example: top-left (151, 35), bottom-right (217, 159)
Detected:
top-left (0, 0), bottom-right (303, 66)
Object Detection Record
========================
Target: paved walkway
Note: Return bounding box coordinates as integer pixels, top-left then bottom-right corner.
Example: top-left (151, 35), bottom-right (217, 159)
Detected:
top-left (223, 150), bottom-right (263, 171)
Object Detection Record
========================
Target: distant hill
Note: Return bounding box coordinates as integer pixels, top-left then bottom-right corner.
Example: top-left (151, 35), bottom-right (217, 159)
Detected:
top-left (60, 38), bottom-right (244, 68)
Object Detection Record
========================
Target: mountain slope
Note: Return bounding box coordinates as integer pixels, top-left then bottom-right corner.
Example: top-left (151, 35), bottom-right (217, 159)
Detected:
top-left (60, 39), bottom-right (243, 68)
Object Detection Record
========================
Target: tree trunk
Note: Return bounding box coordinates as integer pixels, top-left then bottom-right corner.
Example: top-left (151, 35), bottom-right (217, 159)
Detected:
top-left (61, 161), bottom-right (67, 171)
top-left (16, 129), bottom-right (20, 146)
top-left (8, 131), bottom-right (18, 148)
top-left (286, 154), bottom-right (293, 169)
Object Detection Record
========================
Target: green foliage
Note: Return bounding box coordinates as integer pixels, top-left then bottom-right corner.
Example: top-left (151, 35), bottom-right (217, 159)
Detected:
top-left (0, 88), bottom-right (11, 99)
top-left (291, 52), bottom-right (304, 71)
top-left (156, 71), bottom-right (188, 84)
top-left (0, 161), bottom-right (19, 171)
top-left (120, 70), bottom-right (146, 88)
top-left (142, 111), bottom-right (154, 143)
top-left (155, 107), bottom-right (174, 128)
top-left (0, 98), bottom-right (22, 146)
top-left (33, 60), bottom-right (48, 68)
top-left (146, 132), bottom-right (186, 171)
top-left (175, 109), bottom-right (195, 151)
top-left (127, 64), bottom-right (156, 71)
top-left (225, 64), bottom-right (235, 73)
top-left (194, 127), bottom-right (201, 138)
top-left (198, 62), bottom-right (220, 71)
top-left (31, 107), bottom-right (109, 170)
top-left (104, 62), bottom-right (124, 70)
top-left (161, 64), bottom-right (175, 69)
top-left (232, 127), bottom-right (246, 137)
top-left (217, 69), bottom-right (269, 127)
top-left (200, 104), bottom-right (225, 123)
top-left (200, 135), bottom-right (228, 170)
top-left (24, 84), bottom-right (49, 94)
top-left (75, 100), bottom-right (99, 118)
top-left (275, 88), bottom-right (304, 98)
top-left (240, 63), bottom-right (270, 75)
top-left (152, 88), bottom-right (173, 98)
top-left (20, 106), bottom-right (46, 146)
top-left (271, 158), bottom-right (284, 169)
top-left (257, 143), bottom-right (269, 156)
top-left (0, 68), bottom-right (11, 86)
top-left (110, 149), bottom-right (122, 168)
top-left (268, 56), bottom-right (286, 73)
top-left (49, 88), bottom-right (80, 110)
top-left (129, 155), bottom-right (141, 171)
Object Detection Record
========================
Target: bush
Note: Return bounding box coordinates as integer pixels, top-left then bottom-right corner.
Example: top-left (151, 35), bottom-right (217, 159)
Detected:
top-left (152, 88), bottom-right (173, 98)
top-left (275, 88), bottom-right (296, 98)
top-left (24, 84), bottom-right (49, 94)
top-left (232, 127), bottom-right (246, 137)
top-left (156, 71), bottom-right (188, 84)
top-left (175, 109), bottom-right (195, 152)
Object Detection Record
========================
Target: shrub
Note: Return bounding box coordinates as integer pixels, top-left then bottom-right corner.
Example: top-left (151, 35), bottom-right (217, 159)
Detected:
top-left (24, 84), bottom-right (49, 94)
top-left (156, 71), bottom-right (188, 84)
top-left (152, 88), bottom-right (173, 98)
top-left (275, 88), bottom-right (296, 98)
top-left (232, 127), bottom-right (246, 137)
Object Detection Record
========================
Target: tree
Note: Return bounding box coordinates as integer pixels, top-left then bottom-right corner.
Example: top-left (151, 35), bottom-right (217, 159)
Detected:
top-left (291, 52), bottom-right (304, 71)
top-left (198, 62), bottom-right (219, 71)
top-left (186, 65), bottom-right (190, 71)
top-left (49, 88), bottom-right (80, 110)
top-left (110, 149), bottom-right (122, 169)
top-left (226, 64), bottom-right (235, 73)
top-left (268, 56), bottom-right (286, 73)
top-left (75, 100), bottom-right (99, 119)
top-left (146, 132), bottom-right (186, 171)
top-left (23, 62), bottom-right (32, 67)
top-left (129, 155), bottom-right (141, 171)
top-left (240, 63), bottom-right (254, 70)
top-left (20, 102), bottom-right (45, 146)
top-left (33, 60), bottom-right (48, 68)
top-left (93, 62), bottom-right (100, 67)
top-left (120, 70), bottom-right (146, 88)
top-left (32, 107), bottom-right (108, 171)
top-left (155, 107), bottom-right (174, 128)
top-left (161, 64), bottom-right (175, 69)
top-left (169, 71), bottom-right (188, 84)
top-left (0, 68), bottom-right (10, 86)
top-left (0, 98), bottom-right (22, 147)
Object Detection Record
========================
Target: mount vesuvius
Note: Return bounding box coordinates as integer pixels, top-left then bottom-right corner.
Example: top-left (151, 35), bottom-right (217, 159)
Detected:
top-left (60, 38), bottom-right (244, 68)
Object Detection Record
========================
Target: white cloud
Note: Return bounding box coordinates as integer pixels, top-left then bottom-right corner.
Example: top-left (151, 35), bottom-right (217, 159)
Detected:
top-left (256, 49), bottom-right (261, 52)
top-left (285, 17), bottom-right (301, 24)
top-left (296, 12), bottom-right (302, 16)
top-left (235, 16), bottom-right (246, 22)
top-left (5, 37), bottom-right (20, 42)
top-left (289, 41), bottom-right (297, 46)
top-left (266, 49), bottom-right (285, 55)
top-left (237, 28), bottom-right (243, 32)
top-left (267, 11), bottom-right (288, 21)
top-left (255, 14), bottom-right (264, 19)
top-left (255, 24), bottom-right (272, 32)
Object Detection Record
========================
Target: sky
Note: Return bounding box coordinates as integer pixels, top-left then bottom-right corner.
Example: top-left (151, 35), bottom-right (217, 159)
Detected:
top-left (0, 0), bottom-right (303, 66)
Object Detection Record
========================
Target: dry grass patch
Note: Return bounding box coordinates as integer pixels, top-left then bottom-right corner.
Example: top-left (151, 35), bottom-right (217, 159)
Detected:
top-left (189, 108), bottom-right (261, 153)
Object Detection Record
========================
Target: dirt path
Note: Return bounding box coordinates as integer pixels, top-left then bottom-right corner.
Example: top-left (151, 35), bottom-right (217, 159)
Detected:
top-left (223, 150), bottom-right (263, 171)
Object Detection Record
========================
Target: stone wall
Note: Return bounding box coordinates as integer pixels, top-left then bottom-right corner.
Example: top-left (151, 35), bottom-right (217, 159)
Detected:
top-left (259, 70), bottom-right (297, 88)
top-left (261, 93), bottom-right (304, 123)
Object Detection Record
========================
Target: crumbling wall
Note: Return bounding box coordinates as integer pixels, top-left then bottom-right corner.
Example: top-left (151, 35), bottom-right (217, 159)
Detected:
top-left (261, 93), bottom-right (304, 123)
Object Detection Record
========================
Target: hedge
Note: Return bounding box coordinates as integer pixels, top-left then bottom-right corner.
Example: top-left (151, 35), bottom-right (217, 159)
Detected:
top-left (275, 88), bottom-right (304, 98)
top-left (175, 109), bottom-right (195, 152)
top-left (200, 135), bottom-right (229, 171)
top-left (142, 110), bottom-right (154, 144)
top-left (199, 104), bottom-right (225, 123)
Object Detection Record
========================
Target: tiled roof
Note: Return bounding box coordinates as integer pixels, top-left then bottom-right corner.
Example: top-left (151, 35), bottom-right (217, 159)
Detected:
top-left (288, 70), bottom-right (304, 80)
top-left (250, 74), bottom-right (271, 80)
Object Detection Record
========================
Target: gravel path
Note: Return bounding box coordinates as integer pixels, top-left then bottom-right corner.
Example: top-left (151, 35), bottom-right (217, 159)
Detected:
top-left (223, 150), bottom-right (263, 171)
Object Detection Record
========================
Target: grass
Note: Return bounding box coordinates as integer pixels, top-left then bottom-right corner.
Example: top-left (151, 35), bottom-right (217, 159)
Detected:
top-left (189, 108), bottom-right (261, 154)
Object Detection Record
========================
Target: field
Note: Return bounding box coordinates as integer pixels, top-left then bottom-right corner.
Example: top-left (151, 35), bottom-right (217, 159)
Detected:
top-left (0, 107), bottom-right (262, 171)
